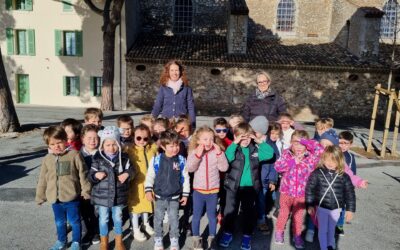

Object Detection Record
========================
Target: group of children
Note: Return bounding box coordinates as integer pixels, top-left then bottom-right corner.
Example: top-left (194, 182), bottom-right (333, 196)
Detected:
top-left (35, 108), bottom-right (367, 250)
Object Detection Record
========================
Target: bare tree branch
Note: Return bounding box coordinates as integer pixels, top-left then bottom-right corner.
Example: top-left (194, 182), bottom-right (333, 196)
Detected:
top-left (83, 0), bottom-right (104, 15)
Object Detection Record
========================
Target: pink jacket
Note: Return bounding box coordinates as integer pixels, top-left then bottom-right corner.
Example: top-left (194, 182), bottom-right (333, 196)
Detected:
top-left (275, 139), bottom-right (324, 198)
top-left (186, 147), bottom-right (229, 192)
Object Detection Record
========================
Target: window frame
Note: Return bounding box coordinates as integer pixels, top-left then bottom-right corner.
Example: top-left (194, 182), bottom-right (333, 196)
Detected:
top-left (276, 0), bottom-right (296, 34)
top-left (63, 76), bottom-right (80, 96)
top-left (90, 76), bottom-right (103, 97)
top-left (173, 0), bottom-right (193, 34)
top-left (381, 0), bottom-right (399, 39)
top-left (6, 28), bottom-right (35, 56)
top-left (6, 0), bottom-right (33, 11)
top-left (55, 30), bottom-right (83, 57)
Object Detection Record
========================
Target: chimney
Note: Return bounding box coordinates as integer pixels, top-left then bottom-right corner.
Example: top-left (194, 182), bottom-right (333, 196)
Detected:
top-left (227, 0), bottom-right (249, 54)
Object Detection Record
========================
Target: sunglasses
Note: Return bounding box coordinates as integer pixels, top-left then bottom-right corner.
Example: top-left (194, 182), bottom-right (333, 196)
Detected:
top-left (135, 136), bottom-right (149, 142)
top-left (215, 128), bottom-right (228, 133)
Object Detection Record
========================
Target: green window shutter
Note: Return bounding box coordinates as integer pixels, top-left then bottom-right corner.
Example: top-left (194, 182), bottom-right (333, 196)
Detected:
top-left (63, 76), bottom-right (67, 96)
top-left (25, 0), bottom-right (33, 11)
top-left (55, 30), bottom-right (63, 56)
top-left (90, 77), bottom-right (95, 96)
top-left (75, 77), bottom-right (80, 96)
top-left (6, 0), bottom-right (12, 10)
top-left (27, 29), bottom-right (35, 56)
top-left (6, 28), bottom-right (14, 55)
top-left (75, 31), bottom-right (82, 57)
top-left (63, 0), bottom-right (72, 12)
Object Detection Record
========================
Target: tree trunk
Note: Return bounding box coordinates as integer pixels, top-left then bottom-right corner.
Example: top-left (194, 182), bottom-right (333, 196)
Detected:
top-left (0, 47), bottom-right (20, 133)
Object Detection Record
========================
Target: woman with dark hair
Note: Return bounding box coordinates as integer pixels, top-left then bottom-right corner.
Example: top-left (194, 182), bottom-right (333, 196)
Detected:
top-left (151, 60), bottom-right (196, 128)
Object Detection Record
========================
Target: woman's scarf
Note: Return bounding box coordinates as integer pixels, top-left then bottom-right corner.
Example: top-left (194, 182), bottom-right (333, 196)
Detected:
top-left (167, 78), bottom-right (183, 94)
top-left (255, 87), bottom-right (272, 99)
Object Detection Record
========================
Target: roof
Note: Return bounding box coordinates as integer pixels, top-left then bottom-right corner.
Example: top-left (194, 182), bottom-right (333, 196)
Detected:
top-left (230, 0), bottom-right (249, 15)
top-left (126, 33), bottom-right (392, 72)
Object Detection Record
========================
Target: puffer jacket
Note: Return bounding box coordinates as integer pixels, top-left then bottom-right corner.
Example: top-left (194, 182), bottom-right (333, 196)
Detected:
top-left (275, 139), bottom-right (324, 198)
top-left (305, 167), bottom-right (356, 212)
top-left (88, 151), bottom-right (134, 207)
top-left (186, 147), bottom-right (229, 192)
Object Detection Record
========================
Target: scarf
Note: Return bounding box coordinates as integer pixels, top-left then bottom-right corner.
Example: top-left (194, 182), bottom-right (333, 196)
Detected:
top-left (255, 87), bottom-right (272, 99)
top-left (167, 78), bottom-right (183, 94)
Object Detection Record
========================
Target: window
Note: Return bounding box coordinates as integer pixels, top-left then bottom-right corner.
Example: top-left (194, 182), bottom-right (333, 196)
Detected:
top-left (63, 76), bottom-right (80, 96)
top-left (173, 0), bottom-right (193, 33)
top-left (381, 0), bottom-right (399, 39)
top-left (17, 74), bottom-right (30, 104)
top-left (276, 0), bottom-right (296, 32)
top-left (5, 0), bottom-right (33, 11)
top-left (90, 77), bottom-right (102, 97)
top-left (55, 30), bottom-right (83, 56)
top-left (62, 0), bottom-right (73, 12)
top-left (6, 28), bottom-right (35, 56)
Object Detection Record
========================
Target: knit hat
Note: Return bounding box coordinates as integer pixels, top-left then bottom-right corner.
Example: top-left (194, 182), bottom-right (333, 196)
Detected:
top-left (320, 129), bottom-right (339, 146)
top-left (249, 116), bottom-right (269, 135)
top-left (98, 126), bottom-right (124, 173)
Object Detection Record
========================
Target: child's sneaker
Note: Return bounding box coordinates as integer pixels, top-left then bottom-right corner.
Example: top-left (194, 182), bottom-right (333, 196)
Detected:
top-left (336, 226), bottom-right (345, 237)
top-left (70, 242), bottom-right (81, 250)
top-left (219, 232), bottom-right (233, 247)
top-left (170, 237), bottom-right (180, 250)
top-left (257, 223), bottom-right (271, 235)
top-left (81, 234), bottom-right (91, 246)
top-left (327, 246), bottom-right (336, 250)
top-left (143, 223), bottom-right (155, 236)
top-left (293, 236), bottom-right (305, 249)
top-left (92, 234), bottom-right (100, 245)
top-left (154, 237), bottom-right (164, 250)
top-left (274, 231), bottom-right (284, 245)
top-left (272, 209), bottom-right (279, 220)
top-left (207, 236), bottom-right (216, 250)
top-left (305, 229), bottom-right (314, 243)
top-left (192, 236), bottom-right (203, 250)
top-left (49, 240), bottom-right (66, 250)
top-left (133, 228), bottom-right (147, 242)
top-left (241, 235), bottom-right (252, 250)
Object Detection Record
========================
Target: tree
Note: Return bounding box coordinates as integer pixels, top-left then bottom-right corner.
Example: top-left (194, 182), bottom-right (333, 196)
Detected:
top-left (84, 0), bottom-right (124, 111)
top-left (0, 47), bottom-right (20, 133)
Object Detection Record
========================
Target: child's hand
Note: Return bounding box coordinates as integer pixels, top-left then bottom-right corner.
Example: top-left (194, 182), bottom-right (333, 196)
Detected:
top-left (269, 183), bottom-right (276, 191)
top-left (95, 172), bottom-right (107, 180)
top-left (37, 201), bottom-right (44, 206)
top-left (233, 134), bottom-right (244, 144)
top-left (345, 211), bottom-right (354, 222)
top-left (307, 207), bottom-right (315, 215)
top-left (250, 134), bottom-right (262, 144)
top-left (360, 180), bottom-right (368, 189)
top-left (180, 196), bottom-right (188, 206)
top-left (145, 192), bottom-right (154, 202)
top-left (195, 145), bottom-right (205, 156)
top-left (213, 143), bottom-right (222, 154)
top-left (118, 173), bottom-right (129, 184)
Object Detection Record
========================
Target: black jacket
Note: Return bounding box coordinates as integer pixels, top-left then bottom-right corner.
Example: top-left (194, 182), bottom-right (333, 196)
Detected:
top-left (88, 151), bottom-right (134, 207)
top-left (224, 143), bottom-right (261, 193)
top-left (305, 167), bottom-right (356, 212)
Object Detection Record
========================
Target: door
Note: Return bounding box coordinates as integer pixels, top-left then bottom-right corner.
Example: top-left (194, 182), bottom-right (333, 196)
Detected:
top-left (17, 74), bottom-right (30, 104)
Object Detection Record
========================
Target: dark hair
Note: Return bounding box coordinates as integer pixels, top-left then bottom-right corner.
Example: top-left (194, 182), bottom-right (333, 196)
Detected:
top-left (159, 130), bottom-right (180, 147)
top-left (60, 118), bottom-right (83, 137)
top-left (117, 115), bottom-right (134, 127)
top-left (84, 107), bottom-right (104, 120)
top-left (213, 117), bottom-right (229, 128)
top-left (339, 131), bottom-right (353, 143)
top-left (268, 122), bottom-right (283, 136)
top-left (43, 126), bottom-right (67, 145)
top-left (278, 112), bottom-right (293, 121)
top-left (81, 124), bottom-right (99, 137)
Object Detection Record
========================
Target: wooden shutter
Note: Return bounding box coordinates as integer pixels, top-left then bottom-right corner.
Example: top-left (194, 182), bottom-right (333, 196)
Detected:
top-left (63, 76), bottom-right (67, 96)
top-left (75, 31), bottom-right (82, 56)
top-left (25, 0), bottom-right (33, 10)
top-left (90, 77), bottom-right (95, 96)
top-left (55, 30), bottom-right (62, 56)
top-left (6, 28), bottom-right (14, 55)
top-left (75, 77), bottom-right (80, 96)
top-left (63, 0), bottom-right (73, 11)
top-left (6, 0), bottom-right (12, 10)
top-left (27, 29), bottom-right (35, 56)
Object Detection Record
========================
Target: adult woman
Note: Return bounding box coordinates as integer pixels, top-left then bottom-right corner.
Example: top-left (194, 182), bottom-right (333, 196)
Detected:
top-left (151, 60), bottom-right (196, 128)
top-left (241, 72), bottom-right (287, 122)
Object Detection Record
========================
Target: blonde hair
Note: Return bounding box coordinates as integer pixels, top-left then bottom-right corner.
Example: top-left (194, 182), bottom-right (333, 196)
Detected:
top-left (140, 114), bottom-right (155, 128)
top-left (318, 145), bottom-right (345, 174)
top-left (291, 130), bottom-right (309, 140)
top-left (84, 107), bottom-right (103, 121)
top-left (315, 117), bottom-right (334, 130)
top-left (256, 71), bottom-right (272, 83)
top-left (188, 126), bottom-right (225, 153)
top-left (233, 122), bottom-right (254, 137)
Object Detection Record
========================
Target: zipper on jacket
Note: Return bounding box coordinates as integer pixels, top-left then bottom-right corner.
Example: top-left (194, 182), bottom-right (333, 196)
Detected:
top-left (206, 153), bottom-right (209, 190)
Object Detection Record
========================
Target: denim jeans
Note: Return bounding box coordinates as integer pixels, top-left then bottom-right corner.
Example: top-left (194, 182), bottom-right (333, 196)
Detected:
top-left (154, 199), bottom-right (180, 238)
top-left (52, 200), bottom-right (81, 243)
top-left (192, 191), bottom-right (218, 236)
top-left (96, 205), bottom-right (124, 236)
top-left (337, 207), bottom-right (346, 227)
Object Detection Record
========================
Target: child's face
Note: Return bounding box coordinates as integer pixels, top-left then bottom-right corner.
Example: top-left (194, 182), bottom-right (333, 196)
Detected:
top-left (85, 116), bottom-right (102, 127)
top-left (317, 127), bottom-right (328, 136)
top-left (320, 139), bottom-right (333, 149)
top-left (102, 139), bottom-right (119, 155)
top-left (228, 118), bottom-right (242, 129)
top-left (48, 137), bottom-right (67, 155)
top-left (235, 133), bottom-right (252, 147)
top-left (214, 125), bottom-right (228, 139)
top-left (339, 139), bottom-right (352, 152)
top-left (269, 130), bottom-right (280, 142)
top-left (161, 142), bottom-right (180, 157)
top-left (278, 117), bottom-right (293, 131)
top-left (153, 123), bottom-right (166, 137)
top-left (64, 125), bottom-right (77, 142)
top-left (134, 129), bottom-right (150, 148)
top-left (82, 131), bottom-right (99, 151)
top-left (175, 123), bottom-right (190, 139)
top-left (324, 155), bottom-right (338, 170)
top-left (291, 135), bottom-right (306, 155)
top-left (198, 131), bottom-right (214, 151)
top-left (119, 122), bottom-right (133, 138)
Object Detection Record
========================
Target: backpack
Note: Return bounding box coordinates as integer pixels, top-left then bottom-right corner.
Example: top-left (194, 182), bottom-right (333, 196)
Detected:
top-left (153, 154), bottom-right (186, 184)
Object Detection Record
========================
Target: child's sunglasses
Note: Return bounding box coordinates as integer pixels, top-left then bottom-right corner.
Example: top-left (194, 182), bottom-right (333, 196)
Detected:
top-left (135, 136), bottom-right (149, 142)
top-left (215, 128), bottom-right (228, 133)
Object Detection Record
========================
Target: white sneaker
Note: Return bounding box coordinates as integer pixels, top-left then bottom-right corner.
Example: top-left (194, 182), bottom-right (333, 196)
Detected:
top-left (133, 228), bottom-right (147, 242)
top-left (154, 237), bottom-right (164, 250)
top-left (305, 229), bottom-right (314, 243)
top-left (170, 237), bottom-right (180, 250)
top-left (143, 223), bottom-right (155, 235)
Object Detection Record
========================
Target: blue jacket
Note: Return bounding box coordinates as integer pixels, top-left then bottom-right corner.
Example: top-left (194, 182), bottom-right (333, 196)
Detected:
top-left (260, 139), bottom-right (279, 188)
top-left (344, 151), bottom-right (357, 175)
top-left (151, 85), bottom-right (196, 128)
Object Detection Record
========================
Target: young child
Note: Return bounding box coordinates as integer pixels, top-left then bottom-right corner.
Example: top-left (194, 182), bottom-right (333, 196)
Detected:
top-left (174, 116), bottom-right (192, 147)
top-left (314, 118), bottom-right (334, 141)
top-left (88, 126), bottom-right (134, 250)
top-left (79, 124), bottom-right (100, 246)
top-left (305, 146), bottom-right (356, 250)
top-left (36, 126), bottom-right (91, 250)
top-left (145, 130), bottom-right (190, 250)
top-left (227, 114), bottom-right (245, 140)
top-left (140, 114), bottom-right (155, 135)
top-left (277, 113), bottom-right (295, 150)
top-left (219, 122), bottom-right (274, 250)
top-left (153, 117), bottom-right (169, 139)
top-left (127, 124), bottom-right (158, 242)
top-left (61, 118), bottom-right (83, 151)
top-left (274, 130), bottom-right (324, 249)
top-left (84, 107), bottom-right (104, 129)
top-left (214, 117), bottom-right (232, 148)
top-left (186, 126), bottom-right (229, 249)
top-left (117, 115), bottom-right (134, 148)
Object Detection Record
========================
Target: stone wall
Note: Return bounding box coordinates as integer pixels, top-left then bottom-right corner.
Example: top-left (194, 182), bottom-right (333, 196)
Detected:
top-left (126, 62), bottom-right (396, 121)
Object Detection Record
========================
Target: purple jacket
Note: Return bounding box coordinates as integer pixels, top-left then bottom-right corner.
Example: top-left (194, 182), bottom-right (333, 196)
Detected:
top-left (151, 85), bottom-right (196, 128)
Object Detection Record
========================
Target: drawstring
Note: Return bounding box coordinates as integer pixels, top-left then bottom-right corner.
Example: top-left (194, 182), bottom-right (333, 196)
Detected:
top-left (319, 169), bottom-right (340, 209)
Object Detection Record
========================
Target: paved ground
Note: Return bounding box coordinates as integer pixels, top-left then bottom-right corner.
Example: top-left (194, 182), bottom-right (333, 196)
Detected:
top-left (0, 105), bottom-right (399, 250)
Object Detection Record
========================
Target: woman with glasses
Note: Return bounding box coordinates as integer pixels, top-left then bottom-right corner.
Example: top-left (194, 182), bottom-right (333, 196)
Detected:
top-left (241, 72), bottom-right (287, 123)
